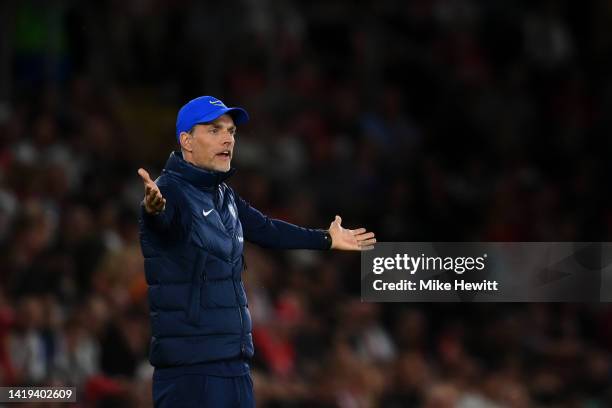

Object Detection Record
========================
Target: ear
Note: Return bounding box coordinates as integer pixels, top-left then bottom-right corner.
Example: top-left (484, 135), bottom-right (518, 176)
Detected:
top-left (179, 131), bottom-right (193, 152)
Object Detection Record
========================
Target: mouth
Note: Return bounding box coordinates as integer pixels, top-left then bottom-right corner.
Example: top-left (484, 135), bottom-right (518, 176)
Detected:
top-left (216, 150), bottom-right (232, 160)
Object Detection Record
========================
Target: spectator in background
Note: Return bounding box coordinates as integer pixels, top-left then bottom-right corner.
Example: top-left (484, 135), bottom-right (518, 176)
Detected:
top-left (8, 296), bottom-right (48, 384)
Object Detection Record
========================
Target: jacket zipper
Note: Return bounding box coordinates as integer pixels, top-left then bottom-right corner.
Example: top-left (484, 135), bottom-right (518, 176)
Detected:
top-left (232, 274), bottom-right (245, 355)
top-left (215, 185), bottom-right (245, 353)
top-left (189, 253), bottom-right (206, 324)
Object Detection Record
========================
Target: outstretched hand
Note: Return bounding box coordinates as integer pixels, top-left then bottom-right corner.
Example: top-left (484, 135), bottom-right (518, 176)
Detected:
top-left (328, 215), bottom-right (376, 251)
top-left (138, 168), bottom-right (166, 214)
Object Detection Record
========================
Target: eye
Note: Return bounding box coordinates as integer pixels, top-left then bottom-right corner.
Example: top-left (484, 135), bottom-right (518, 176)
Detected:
top-left (210, 128), bottom-right (218, 134)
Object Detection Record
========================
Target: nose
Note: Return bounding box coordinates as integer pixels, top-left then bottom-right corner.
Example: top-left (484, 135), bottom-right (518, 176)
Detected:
top-left (222, 130), bottom-right (234, 145)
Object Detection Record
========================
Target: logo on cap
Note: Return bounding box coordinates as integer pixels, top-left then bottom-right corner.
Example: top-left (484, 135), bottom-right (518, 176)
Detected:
top-left (209, 99), bottom-right (224, 107)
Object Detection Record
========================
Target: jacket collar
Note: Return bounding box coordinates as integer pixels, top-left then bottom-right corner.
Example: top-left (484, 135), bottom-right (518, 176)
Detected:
top-left (162, 151), bottom-right (235, 189)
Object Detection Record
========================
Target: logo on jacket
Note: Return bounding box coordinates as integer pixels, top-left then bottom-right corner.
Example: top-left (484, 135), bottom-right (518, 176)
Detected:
top-left (203, 209), bottom-right (214, 217)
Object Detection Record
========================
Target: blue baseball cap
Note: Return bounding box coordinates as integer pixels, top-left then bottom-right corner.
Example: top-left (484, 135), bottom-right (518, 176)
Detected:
top-left (175, 96), bottom-right (249, 142)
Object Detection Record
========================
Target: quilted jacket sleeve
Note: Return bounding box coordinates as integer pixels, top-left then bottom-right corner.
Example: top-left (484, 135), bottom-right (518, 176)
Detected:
top-left (234, 190), bottom-right (330, 250)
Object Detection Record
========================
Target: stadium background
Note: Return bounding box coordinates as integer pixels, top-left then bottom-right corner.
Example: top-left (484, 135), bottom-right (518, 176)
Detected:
top-left (1, 0), bottom-right (612, 407)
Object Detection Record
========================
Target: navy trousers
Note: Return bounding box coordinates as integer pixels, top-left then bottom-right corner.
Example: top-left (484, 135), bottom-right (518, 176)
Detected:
top-left (153, 373), bottom-right (254, 408)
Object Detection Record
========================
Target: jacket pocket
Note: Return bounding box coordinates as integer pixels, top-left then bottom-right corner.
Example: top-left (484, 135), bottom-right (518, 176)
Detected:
top-left (187, 251), bottom-right (207, 324)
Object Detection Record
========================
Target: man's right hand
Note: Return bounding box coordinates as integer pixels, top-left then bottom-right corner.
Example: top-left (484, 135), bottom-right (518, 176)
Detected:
top-left (138, 168), bottom-right (166, 214)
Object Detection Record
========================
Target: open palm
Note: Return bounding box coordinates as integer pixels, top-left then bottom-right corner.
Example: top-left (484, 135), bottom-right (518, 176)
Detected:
top-left (328, 215), bottom-right (376, 251)
top-left (138, 168), bottom-right (166, 214)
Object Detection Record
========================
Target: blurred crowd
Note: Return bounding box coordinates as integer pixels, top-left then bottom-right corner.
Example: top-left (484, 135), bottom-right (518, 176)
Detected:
top-left (1, 0), bottom-right (612, 406)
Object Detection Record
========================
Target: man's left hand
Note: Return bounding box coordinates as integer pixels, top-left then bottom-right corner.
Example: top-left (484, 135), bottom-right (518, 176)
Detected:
top-left (328, 215), bottom-right (376, 251)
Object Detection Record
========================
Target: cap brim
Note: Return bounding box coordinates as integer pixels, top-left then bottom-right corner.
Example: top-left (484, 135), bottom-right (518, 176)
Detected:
top-left (225, 107), bottom-right (249, 125)
top-left (194, 107), bottom-right (249, 126)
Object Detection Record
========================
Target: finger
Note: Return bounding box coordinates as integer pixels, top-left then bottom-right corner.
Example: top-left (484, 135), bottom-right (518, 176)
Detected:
top-left (152, 194), bottom-right (164, 207)
top-left (145, 188), bottom-right (157, 203)
top-left (153, 199), bottom-right (166, 212)
top-left (145, 183), bottom-right (161, 197)
top-left (355, 232), bottom-right (375, 240)
top-left (138, 168), bottom-right (153, 184)
top-left (335, 215), bottom-right (342, 226)
top-left (359, 238), bottom-right (377, 246)
top-left (147, 190), bottom-right (160, 203)
top-left (146, 183), bottom-right (160, 196)
top-left (143, 180), bottom-right (158, 196)
top-left (350, 228), bottom-right (366, 235)
top-left (360, 245), bottom-right (375, 251)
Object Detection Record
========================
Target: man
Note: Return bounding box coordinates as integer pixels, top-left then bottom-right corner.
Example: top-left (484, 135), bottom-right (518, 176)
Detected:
top-left (138, 96), bottom-right (376, 407)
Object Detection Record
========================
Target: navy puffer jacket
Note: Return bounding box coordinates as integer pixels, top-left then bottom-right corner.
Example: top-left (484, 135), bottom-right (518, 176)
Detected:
top-left (139, 151), bottom-right (329, 368)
